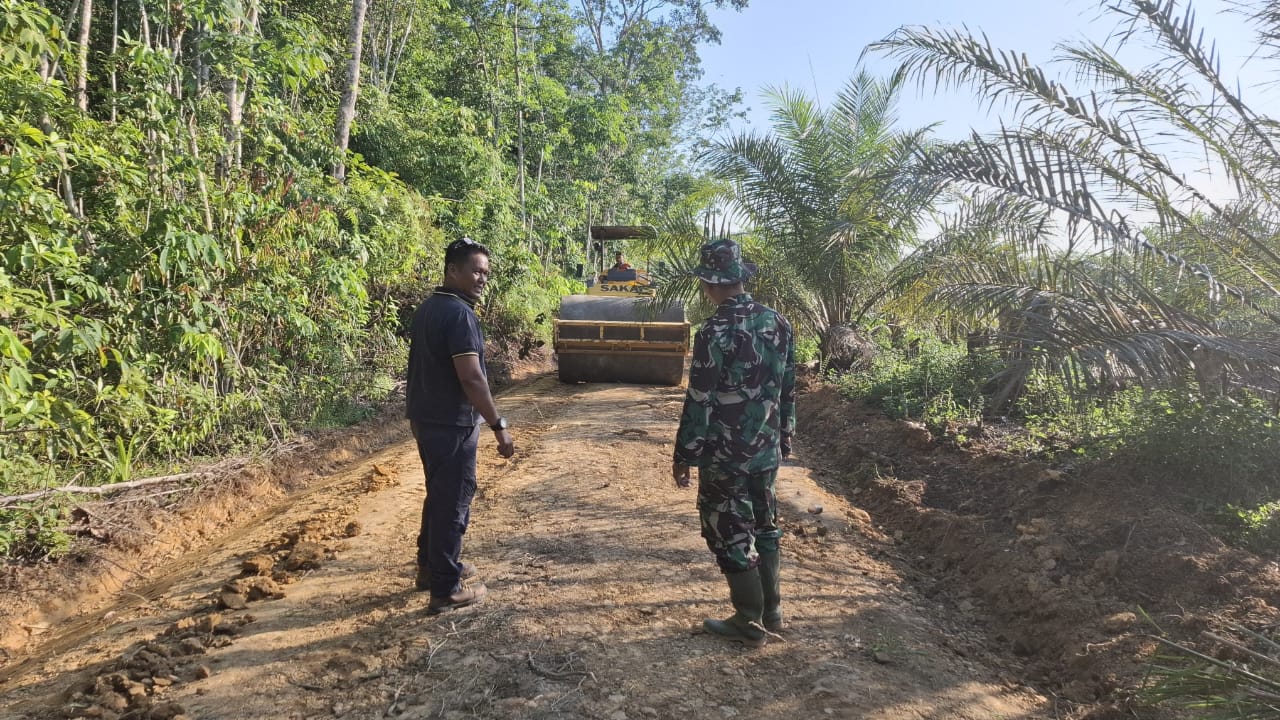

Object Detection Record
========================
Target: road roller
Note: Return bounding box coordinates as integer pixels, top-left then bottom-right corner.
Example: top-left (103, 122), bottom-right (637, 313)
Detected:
top-left (554, 228), bottom-right (689, 385)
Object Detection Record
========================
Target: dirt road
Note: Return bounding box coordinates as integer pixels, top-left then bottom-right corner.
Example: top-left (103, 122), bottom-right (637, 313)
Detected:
top-left (1, 375), bottom-right (1048, 719)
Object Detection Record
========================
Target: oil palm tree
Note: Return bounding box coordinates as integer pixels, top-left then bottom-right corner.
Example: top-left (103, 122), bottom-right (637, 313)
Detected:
top-left (872, 0), bottom-right (1280, 399)
top-left (693, 68), bottom-right (940, 364)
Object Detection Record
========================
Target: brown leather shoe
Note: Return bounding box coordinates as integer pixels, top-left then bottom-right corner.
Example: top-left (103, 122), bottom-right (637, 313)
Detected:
top-left (427, 583), bottom-right (487, 614)
top-left (414, 563), bottom-right (476, 592)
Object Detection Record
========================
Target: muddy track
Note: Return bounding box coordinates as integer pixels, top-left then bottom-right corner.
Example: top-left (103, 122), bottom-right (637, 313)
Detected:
top-left (1, 375), bottom-right (1048, 719)
top-left (0, 445), bottom-right (400, 690)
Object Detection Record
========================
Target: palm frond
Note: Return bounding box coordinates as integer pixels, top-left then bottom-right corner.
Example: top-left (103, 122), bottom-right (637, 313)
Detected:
top-left (876, 10), bottom-right (1280, 323)
top-left (1143, 623), bottom-right (1280, 720)
top-left (916, 129), bottom-right (1280, 321)
top-left (701, 70), bottom-right (940, 339)
top-left (872, 25), bottom-right (1115, 134)
top-left (923, 259), bottom-right (1280, 402)
top-left (1113, 0), bottom-right (1280, 182)
top-left (1237, 0), bottom-right (1280, 62)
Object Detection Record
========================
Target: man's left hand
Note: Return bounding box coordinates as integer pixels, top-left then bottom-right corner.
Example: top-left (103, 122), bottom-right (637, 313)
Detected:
top-left (495, 428), bottom-right (515, 458)
top-left (672, 463), bottom-right (692, 488)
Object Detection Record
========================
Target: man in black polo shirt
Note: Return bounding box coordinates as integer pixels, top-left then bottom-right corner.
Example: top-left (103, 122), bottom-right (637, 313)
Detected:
top-left (406, 237), bottom-right (516, 613)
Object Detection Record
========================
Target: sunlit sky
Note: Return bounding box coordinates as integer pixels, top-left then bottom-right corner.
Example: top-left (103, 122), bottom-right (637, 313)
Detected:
top-left (698, 0), bottom-right (1268, 141)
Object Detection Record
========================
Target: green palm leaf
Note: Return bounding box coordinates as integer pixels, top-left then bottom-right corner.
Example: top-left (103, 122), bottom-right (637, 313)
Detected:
top-left (699, 69), bottom-right (940, 348)
top-left (871, 1), bottom-right (1280, 397)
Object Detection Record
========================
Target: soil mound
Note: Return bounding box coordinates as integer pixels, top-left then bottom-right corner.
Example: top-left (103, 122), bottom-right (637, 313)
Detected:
top-left (799, 385), bottom-right (1280, 716)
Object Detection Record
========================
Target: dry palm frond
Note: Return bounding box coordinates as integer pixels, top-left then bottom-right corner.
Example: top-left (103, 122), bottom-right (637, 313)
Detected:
top-left (1143, 622), bottom-right (1280, 719)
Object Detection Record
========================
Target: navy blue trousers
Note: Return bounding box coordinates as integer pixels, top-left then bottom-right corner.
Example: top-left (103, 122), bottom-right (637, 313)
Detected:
top-left (411, 421), bottom-right (479, 597)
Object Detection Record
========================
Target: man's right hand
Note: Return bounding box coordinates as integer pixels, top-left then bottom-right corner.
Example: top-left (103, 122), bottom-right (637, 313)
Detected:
top-left (672, 463), bottom-right (691, 488)
top-left (495, 428), bottom-right (515, 458)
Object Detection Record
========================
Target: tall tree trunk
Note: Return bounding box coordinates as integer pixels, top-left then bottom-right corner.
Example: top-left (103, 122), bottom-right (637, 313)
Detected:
top-left (222, 72), bottom-right (239, 180)
top-left (511, 2), bottom-right (527, 240)
top-left (171, 35), bottom-right (184, 100)
top-left (187, 113), bottom-right (214, 234)
top-left (466, 12), bottom-right (500, 148)
top-left (169, 3), bottom-right (185, 101)
top-left (138, 0), bottom-right (150, 49)
top-left (585, 202), bottom-right (593, 275)
top-left (109, 0), bottom-right (118, 121)
top-left (75, 0), bottom-right (92, 111)
top-left (222, 0), bottom-right (257, 177)
top-left (37, 55), bottom-right (83, 222)
top-left (333, 0), bottom-right (370, 180)
top-left (385, 12), bottom-right (412, 90)
top-left (374, 0), bottom-right (396, 87)
top-left (193, 21), bottom-right (203, 96)
top-left (135, 0), bottom-right (156, 155)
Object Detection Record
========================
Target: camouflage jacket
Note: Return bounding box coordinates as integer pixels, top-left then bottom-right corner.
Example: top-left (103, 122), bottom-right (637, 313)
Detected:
top-left (673, 293), bottom-right (796, 473)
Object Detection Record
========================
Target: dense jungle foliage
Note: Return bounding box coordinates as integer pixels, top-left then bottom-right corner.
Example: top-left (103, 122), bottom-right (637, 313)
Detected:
top-left (0, 0), bottom-right (746, 547)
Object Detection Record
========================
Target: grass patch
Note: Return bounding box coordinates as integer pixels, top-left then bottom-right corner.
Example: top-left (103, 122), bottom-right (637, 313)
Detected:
top-left (832, 335), bottom-right (999, 432)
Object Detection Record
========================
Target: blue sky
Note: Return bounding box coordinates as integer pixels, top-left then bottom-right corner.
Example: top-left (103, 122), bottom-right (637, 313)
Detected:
top-left (697, 0), bottom-right (1265, 141)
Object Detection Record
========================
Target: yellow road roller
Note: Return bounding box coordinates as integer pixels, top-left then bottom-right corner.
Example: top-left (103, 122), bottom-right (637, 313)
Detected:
top-left (553, 227), bottom-right (689, 385)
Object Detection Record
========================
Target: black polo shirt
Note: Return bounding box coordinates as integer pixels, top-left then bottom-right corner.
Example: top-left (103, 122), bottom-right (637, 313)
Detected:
top-left (406, 287), bottom-right (486, 427)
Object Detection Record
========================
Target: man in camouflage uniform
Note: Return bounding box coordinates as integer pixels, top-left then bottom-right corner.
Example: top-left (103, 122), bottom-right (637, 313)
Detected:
top-left (672, 238), bottom-right (796, 647)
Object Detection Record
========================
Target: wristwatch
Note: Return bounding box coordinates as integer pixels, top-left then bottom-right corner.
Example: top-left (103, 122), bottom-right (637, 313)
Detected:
top-left (489, 417), bottom-right (509, 432)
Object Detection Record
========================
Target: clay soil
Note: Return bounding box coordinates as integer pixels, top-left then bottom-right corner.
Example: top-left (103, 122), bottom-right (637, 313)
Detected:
top-left (799, 383), bottom-right (1280, 719)
top-left (1, 371), bottom-right (1273, 719)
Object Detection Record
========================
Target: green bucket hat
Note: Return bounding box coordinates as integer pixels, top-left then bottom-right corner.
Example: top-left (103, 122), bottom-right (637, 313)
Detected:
top-left (691, 238), bottom-right (758, 285)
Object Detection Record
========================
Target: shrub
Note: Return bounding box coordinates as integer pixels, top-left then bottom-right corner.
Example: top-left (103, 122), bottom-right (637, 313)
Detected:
top-left (1008, 374), bottom-right (1145, 457)
top-left (0, 505), bottom-right (72, 561)
top-left (1016, 384), bottom-right (1280, 552)
top-left (834, 335), bottom-right (1000, 431)
top-left (1118, 392), bottom-right (1280, 507)
top-left (1221, 501), bottom-right (1280, 555)
top-left (795, 334), bottom-right (820, 364)
top-left (486, 249), bottom-right (585, 349)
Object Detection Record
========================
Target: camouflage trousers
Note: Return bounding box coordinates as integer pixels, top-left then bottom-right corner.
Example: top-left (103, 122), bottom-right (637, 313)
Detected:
top-left (697, 466), bottom-right (781, 573)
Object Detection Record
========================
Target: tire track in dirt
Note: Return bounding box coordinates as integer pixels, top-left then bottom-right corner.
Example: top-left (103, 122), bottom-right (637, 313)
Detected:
top-left (2, 375), bottom-right (1048, 719)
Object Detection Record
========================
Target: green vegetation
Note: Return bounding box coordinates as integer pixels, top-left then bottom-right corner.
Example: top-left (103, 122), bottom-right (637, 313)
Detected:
top-left (1143, 618), bottom-right (1280, 720)
top-left (829, 328), bottom-right (1280, 556)
top-left (1120, 393), bottom-right (1280, 506)
top-left (832, 333), bottom-right (997, 431)
top-left (1222, 500), bottom-right (1280, 555)
top-left (0, 505), bottom-right (71, 560)
top-left (856, 0), bottom-right (1280, 561)
top-left (0, 0), bottom-right (748, 557)
top-left (845, 4), bottom-right (1280, 708)
top-left (687, 70), bottom-right (939, 358)
top-left (872, 0), bottom-right (1280, 403)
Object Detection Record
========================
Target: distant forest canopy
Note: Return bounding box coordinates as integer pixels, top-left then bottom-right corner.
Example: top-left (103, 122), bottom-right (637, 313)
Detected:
top-left (0, 0), bottom-right (749, 498)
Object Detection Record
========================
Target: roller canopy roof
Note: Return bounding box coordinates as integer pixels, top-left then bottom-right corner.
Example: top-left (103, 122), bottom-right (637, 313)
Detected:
top-left (589, 226), bottom-right (657, 240)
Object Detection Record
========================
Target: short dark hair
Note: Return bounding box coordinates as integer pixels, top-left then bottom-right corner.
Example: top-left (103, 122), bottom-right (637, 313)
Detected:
top-left (444, 237), bottom-right (490, 272)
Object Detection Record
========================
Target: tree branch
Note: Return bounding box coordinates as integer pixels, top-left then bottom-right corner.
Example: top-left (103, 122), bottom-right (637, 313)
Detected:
top-left (1, 473), bottom-right (206, 506)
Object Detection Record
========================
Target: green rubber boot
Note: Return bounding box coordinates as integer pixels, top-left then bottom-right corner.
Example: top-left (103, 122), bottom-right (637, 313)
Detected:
top-left (759, 551), bottom-right (783, 632)
top-left (703, 568), bottom-right (767, 647)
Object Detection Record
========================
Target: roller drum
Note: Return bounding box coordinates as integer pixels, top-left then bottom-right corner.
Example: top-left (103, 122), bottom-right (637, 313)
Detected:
top-left (557, 354), bottom-right (686, 386)
top-left (554, 296), bottom-right (688, 386)
top-left (558, 296), bottom-right (685, 323)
